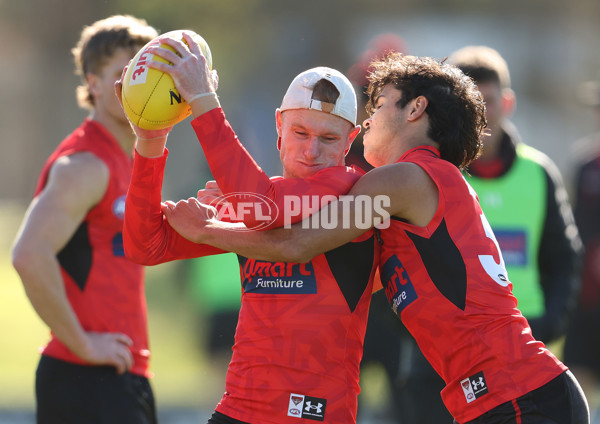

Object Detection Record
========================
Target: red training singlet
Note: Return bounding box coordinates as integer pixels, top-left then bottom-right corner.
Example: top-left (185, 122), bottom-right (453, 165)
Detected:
top-left (378, 146), bottom-right (566, 423)
top-left (35, 119), bottom-right (150, 377)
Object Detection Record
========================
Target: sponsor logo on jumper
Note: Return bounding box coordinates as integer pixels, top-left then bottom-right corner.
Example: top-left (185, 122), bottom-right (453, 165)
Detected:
top-left (460, 371), bottom-right (489, 403)
top-left (494, 229), bottom-right (528, 266)
top-left (112, 195), bottom-right (126, 220)
top-left (381, 255), bottom-right (417, 315)
top-left (287, 393), bottom-right (327, 421)
top-left (239, 257), bottom-right (316, 294)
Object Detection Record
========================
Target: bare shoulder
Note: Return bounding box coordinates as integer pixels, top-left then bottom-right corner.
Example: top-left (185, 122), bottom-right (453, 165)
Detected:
top-left (45, 152), bottom-right (109, 206)
top-left (16, 152), bottom-right (111, 251)
top-left (51, 151), bottom-right (107, 176)
top-left (50, 152), bottom-right (108, 184)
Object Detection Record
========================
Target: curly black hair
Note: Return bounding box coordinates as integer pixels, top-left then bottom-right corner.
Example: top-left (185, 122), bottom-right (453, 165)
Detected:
top-left (366, 52), bottom-right (487, 170)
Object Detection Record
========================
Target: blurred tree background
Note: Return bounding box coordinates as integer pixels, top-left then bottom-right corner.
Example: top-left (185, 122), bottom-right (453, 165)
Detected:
top-left (2, 0), bottom-right (600, 199)
top-left (1, 0), bottom-right (599, 421)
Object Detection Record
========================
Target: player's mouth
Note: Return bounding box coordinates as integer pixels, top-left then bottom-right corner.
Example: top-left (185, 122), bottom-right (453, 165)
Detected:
top-left (298, 161), bottom-right (322, 168)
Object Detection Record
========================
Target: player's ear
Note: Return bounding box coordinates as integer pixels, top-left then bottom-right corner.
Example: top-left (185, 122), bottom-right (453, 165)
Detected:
top-left (349, 124), bottom-right (361, 141)
top-left (275, 109), bottom-right (283, 150)
top-left (344, 125), bottom-right (361, 156)
top-left (407, 95), bottom-right (428, 121)
top-left (502, 88), bottom-right (516, 117)
top-left (86, 73), bottom-right (100, 99)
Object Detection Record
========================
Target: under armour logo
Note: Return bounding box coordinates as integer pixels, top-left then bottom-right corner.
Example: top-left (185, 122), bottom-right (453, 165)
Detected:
top-left (460, 371), bottom-right (489, 403)
top-left (305, 401), bottom-right (323, 413)
top-left (471, 377), bottom-right (486, 390)
top-left (288, 393), bottom-right (327, 420)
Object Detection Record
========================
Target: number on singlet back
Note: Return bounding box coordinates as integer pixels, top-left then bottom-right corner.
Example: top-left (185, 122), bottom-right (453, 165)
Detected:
top-left (466, 181), bottom-right (510, 287)
top-left (478, 212), bottom-right (510, 287)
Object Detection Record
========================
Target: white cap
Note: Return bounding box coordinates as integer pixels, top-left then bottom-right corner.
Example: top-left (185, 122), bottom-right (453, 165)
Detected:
top-left (279, 67), bottom-right (357, 125)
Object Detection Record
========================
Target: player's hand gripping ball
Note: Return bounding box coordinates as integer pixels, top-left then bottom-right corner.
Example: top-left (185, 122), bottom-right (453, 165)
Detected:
top-left (121, 30), bottom-right (212, 130)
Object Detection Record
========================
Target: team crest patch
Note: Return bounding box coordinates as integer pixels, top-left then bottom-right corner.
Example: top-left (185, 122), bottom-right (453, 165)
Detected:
top-left (287, 393), bottom-right (326, 421)
top-left (112, 195), bottom-right (126, 220)
top-left (460, 371), bottom-right (489, 403)
top-left (380, 255), bottom-right (417, 315)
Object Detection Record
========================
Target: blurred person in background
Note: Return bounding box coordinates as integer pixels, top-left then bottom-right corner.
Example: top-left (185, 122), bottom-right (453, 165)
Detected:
top-left (563, 76), bottom-right (600, 424)
top-left (393, 44), bottom-right (583, 423)
top-left (11, 15), bottom-right (159, 424)
top-left (346, 33), bottom-right (409, 424)
top-left (453, 46), bottom-right (582, 344)
top-left (118, 32), bottom-right (380, 424)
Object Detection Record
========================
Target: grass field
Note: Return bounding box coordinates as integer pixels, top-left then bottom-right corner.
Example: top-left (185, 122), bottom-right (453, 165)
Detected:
top-left (0, 202), bottom-right (225, 412)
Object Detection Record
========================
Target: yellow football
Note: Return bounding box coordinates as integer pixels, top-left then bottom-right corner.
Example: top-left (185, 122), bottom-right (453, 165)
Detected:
top-left (121, 30), bottom-right (212, 130)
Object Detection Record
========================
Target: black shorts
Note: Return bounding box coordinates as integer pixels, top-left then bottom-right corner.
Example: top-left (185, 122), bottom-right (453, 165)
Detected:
top-left (207, 411), bottom-right (249, 424)
top-left (563, 307), bottom-right (600, 377)
top-left (36, 355), bottom-right (157, 424)
top-left (460, 370), bottom-right (590, 424)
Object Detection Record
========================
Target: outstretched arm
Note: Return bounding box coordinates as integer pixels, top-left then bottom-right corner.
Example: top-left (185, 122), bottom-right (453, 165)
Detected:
top-left (164, 161), bottom-right (438, 262)
top-left (114, 74), bottom-right (226, 265)
top-left (146, 32), bottom-right (362, 229)
top-left (123, 150), bottom-right (226, 265)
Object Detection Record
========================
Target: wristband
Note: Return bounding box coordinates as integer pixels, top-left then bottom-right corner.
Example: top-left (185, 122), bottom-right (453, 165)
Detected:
top-left (188, 92), bottom-right (221, 116)
top-left (188, 92), bottom-right (217, 103)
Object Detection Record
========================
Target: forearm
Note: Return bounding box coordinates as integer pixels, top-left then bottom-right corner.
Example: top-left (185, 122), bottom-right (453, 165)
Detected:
top-left (124, 150), bottom-right (225, 264)
top-left (195, 169), bottom-right (396, 261)
top-left (190, 91), bottom-right (220, 118)
top-left (124, 151), bottom-right (172, 264)
top-left (13, 248), bottom-right (91, 358)
top-left (198, 204), bottom-right (368, 263)
top-left (135, 135), bottom-right (168, 158)
top-left (199, 219), bottom-right (314, 262)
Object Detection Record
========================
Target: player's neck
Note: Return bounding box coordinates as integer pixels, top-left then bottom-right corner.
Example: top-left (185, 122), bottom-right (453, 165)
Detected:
top-left (90, 110), bottom-right (137, 157)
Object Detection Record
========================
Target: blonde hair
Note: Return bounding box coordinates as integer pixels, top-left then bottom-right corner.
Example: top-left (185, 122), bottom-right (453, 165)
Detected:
top-left (72, 15), bottom-right (158, 110)
top-left (448, 45), bottom-right (511, 90)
